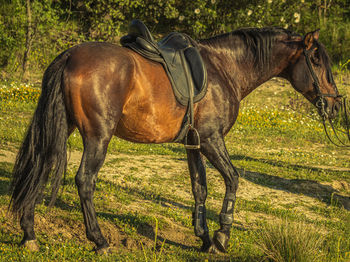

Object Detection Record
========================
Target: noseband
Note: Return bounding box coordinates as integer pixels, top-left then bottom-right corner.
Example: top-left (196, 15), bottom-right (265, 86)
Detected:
top-left (303, 48), bottom-right (350, 147)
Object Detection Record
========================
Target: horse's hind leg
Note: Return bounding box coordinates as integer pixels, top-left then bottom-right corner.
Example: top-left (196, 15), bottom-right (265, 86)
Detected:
top-left (19, 203), bottom-right (38, 251)
top-left (75, 135), bottom-right (111, 253)
top-left (200, 133), bottom-right (239, 253)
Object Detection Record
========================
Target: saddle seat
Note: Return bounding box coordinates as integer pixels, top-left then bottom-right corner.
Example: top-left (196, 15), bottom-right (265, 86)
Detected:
top-left (120, 19), bottom-right (207, 107)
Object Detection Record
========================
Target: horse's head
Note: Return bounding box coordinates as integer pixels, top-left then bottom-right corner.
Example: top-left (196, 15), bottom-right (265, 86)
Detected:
top-left (285, 30), bottom-right (342, 120)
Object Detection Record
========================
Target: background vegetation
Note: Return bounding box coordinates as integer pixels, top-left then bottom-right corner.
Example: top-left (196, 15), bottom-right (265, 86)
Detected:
top-left (0, 0), bottom-right (350, 81)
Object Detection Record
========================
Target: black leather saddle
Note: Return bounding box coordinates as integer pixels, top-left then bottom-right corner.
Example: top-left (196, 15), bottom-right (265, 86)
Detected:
top-left (120, 19), bottom-right (207, 107)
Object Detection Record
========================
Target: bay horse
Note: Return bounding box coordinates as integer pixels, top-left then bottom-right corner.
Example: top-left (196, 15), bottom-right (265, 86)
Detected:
top-left (9, 27), bottom-right (342, 253)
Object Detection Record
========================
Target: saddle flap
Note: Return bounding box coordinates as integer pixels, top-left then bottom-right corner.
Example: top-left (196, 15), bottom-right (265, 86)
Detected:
top-left (184, 47), bottom-right (207, 96)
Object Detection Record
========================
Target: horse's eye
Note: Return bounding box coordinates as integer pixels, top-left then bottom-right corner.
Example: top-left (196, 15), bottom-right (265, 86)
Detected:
top-left (311, 50), bottom-right (321, 66)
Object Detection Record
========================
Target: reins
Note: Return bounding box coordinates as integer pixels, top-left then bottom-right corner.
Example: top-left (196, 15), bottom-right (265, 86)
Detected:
top-left (303, 48), bottom-right (350, 147)
top-left (321, 97), bottom-right (350, 147)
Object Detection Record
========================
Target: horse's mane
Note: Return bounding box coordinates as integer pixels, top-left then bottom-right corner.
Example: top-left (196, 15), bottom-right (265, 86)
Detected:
top-left (199, 27), bottom-right (299, 71)
top-left (199, 27), bottom-right (334, 83)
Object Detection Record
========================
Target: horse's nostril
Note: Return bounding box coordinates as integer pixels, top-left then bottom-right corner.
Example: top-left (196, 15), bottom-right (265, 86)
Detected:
top-left (333, 101), bottom-right (341, 115)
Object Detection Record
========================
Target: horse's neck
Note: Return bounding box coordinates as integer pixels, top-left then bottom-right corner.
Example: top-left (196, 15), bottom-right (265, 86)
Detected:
top-left (200, 37), bottom-right (294, 101)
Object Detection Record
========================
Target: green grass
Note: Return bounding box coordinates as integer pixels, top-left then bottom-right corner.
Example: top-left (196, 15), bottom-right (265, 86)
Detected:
top-left (254, 220), bottom-right (326, 262)
top-left (0, 77), bottom-right (349, 261)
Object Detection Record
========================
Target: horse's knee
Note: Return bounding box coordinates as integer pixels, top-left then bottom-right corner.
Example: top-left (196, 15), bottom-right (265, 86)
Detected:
top-left (75, 170), bottom-right (86, 188)
top-left (226, 167), bottom-right (239, 191)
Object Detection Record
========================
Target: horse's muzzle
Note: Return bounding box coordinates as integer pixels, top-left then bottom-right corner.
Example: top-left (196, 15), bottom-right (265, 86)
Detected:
top-left (316, 97), bottom-right (341, 120)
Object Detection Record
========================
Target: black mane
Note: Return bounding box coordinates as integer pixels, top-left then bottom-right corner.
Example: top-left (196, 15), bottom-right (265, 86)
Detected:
top-left (200, 27), bottom-right (300, 71)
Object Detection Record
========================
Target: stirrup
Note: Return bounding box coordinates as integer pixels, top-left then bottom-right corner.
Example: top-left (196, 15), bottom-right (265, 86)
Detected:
top-left (184, 126), bottom-right (200, 150)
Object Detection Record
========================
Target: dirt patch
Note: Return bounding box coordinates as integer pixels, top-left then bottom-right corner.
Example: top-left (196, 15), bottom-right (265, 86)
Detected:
top-left (0, 149), bottom-right (16, 164)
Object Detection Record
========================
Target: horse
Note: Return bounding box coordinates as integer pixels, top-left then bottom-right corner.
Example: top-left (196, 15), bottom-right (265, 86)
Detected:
top-left (9, 27), bottom-right (342, 254)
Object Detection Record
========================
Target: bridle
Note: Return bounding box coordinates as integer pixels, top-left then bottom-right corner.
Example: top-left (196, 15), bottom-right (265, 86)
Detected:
top-left (303, 47), bottom-right (350, 147)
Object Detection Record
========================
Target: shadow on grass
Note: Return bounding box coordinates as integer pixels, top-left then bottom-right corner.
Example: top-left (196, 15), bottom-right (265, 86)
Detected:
top-left (96, 211), bottom-right (196, 251)
top-left (96, 210), bottom-right (260, 262)
top-left (51, 172), bottom-right (220, 223)
top-left (230, 154), bottom-right (348, 174)
top-left (228, 154), bottom-right (350, 210)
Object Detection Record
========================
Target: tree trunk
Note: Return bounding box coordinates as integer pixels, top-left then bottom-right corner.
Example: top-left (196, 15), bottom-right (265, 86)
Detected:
top-left (22, 0), bottom-right (33, 80)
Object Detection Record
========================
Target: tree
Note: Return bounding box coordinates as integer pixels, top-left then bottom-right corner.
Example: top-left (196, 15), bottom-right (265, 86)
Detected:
top-left (22, 0), bottom-right (33, 79)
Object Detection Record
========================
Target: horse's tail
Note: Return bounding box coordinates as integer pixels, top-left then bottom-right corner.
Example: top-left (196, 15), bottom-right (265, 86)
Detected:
top-left (9, 51), bottom-right (70, 217)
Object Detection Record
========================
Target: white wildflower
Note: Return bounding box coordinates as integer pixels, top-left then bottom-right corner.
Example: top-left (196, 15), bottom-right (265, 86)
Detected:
top-left (247, 10), bottom-right (252, 16)
top-left (179, 15), bottom-right (184, 21)
top-left (211, 0), bottom-right (216, 4)
top-left (280, 17), bottom-right (285, 22)
top-left (284, 24), bottom-right (288, 29)
top-left (194, 8), bottom-right (200, 14)
top-left (294, 12), bottom-right (300, 23)
top-left (268, 0), bottom-right (273, 4)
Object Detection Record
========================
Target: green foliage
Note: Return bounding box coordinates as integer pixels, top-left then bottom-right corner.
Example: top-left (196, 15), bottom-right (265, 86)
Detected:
top-left (173, 0), bottom-right (219, 37)
top-left (0, 0), bottom-right (350, 79)
top-left (0, 0), bottom-right (26, 70)
top-left (64, 0), bottom-right (179, 40)
top-left (0, 0), bottom-right (83, 78)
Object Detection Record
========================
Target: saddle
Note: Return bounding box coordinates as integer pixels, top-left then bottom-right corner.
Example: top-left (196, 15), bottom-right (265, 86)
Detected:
top-left (120, 20), bottom-right (207, 148)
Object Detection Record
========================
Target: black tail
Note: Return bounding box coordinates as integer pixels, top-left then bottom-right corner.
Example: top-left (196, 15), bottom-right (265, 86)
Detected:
top-left (9, 51), bottom-right (70, 217)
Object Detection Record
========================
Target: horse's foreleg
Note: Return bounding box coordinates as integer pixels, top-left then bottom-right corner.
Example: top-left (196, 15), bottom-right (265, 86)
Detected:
top-left (75, 137), bottom-right (110, 253)
top-left (201, 133), bottom-right (239, 253)
top-left (186, 148), bottom-right (213, 252)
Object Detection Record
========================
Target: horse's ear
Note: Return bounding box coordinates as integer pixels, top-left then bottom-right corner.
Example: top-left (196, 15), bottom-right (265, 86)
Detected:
top-left (303, 30), bottom-right (320, 50)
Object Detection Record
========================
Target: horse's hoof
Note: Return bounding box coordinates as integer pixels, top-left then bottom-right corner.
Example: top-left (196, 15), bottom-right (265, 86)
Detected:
top-left (207, 244), bottom-right (220, 254)
top-left (199, 235), bottom-right (212, 252)
top-left (22, 240), bottom-right (40, 252)
top-left (95, 246), bottom-right (111, 255)
top-left (199, 239), bottom-right (219, 254)
top-left (200, 242), bottom-right (219, 253)
top-left (213, 230), bottom-right (229, 253)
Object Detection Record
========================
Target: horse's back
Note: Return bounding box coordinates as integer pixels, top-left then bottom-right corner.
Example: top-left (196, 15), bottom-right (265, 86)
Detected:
top-left (62, 42), bottom-right (185, 143)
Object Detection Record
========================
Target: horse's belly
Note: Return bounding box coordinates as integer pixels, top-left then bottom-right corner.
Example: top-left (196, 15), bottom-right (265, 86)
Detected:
top-left (115, 110), bottom-right (184, 143)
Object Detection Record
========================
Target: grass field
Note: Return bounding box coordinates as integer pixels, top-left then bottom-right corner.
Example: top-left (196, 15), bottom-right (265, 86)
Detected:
top-left (0, 76), bottom-right (349, 261)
